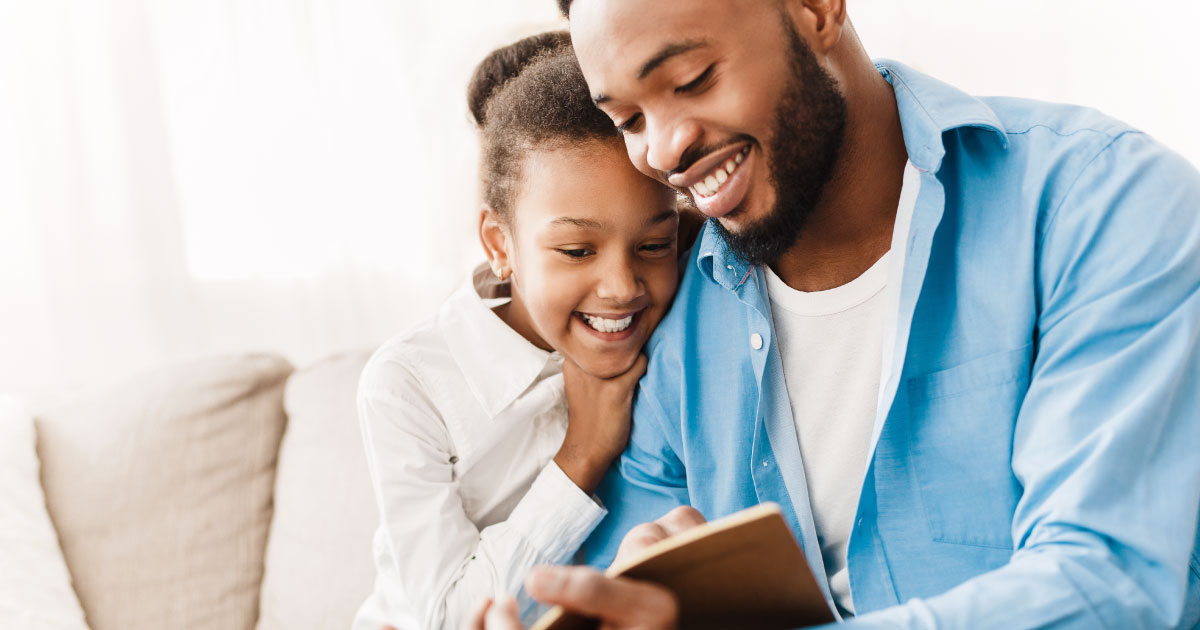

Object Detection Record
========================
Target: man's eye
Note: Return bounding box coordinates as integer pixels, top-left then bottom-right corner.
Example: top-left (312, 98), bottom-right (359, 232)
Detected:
top-left (675, 64), bottom-right (714, 95)
top-left (617, 114), bottom-right (642, 134)
top-left (558, 248), bottom-right (593, 259)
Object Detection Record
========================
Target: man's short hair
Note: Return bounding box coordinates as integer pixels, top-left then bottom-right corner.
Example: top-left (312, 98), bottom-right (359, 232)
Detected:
top-left (557, 0), bottom-right (571, 16)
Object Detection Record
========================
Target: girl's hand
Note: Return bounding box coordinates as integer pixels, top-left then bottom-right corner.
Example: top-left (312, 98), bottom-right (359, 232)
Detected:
top-left (554, 353), bottom-right (648, 494)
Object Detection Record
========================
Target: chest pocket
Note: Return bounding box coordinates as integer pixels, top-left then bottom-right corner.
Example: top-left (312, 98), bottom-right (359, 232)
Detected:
top-left (906, 345), bottom-right (1031, 549)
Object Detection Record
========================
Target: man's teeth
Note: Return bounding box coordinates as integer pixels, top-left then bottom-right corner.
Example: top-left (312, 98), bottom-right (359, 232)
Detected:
top-left (690, 147), bottom-right (749, 199)
top-left (581, 314), bottom-right (634, 333)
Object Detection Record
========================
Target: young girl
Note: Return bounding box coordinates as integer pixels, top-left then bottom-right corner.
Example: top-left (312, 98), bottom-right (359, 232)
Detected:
top-left (353, 32), bottom-right (683, 630)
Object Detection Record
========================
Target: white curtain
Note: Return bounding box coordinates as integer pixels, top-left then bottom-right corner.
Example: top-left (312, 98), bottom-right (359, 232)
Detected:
top-left (2, 0), bottom-right (1197, 393)
top-left (0, 0), bottom-right (563, 393)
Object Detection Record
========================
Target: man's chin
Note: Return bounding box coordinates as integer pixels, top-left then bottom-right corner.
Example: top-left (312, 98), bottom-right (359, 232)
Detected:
top-left (715, 195), bottom-right (769, 234)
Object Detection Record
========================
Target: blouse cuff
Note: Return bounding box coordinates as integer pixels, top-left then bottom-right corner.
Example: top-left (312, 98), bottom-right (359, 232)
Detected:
top-left (504, 460), bottom-right (608, 564)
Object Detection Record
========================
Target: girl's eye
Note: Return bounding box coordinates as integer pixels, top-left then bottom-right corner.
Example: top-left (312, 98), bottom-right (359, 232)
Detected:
top-left (617, 113), bottom-right (643, 134)
top-left (640, 241), bottom-right (675, 256)
top-left (557, 248), bottom-right (594, 259)
top-left (675, 64), bottom-right (714, 95)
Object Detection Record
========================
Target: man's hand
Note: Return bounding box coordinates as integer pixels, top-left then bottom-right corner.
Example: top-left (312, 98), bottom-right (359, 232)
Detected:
top-left (464, 568), bottom-right (678, 630)
top-left (613, 506), bottom-right (707, 566)
top-left (466, 508), bottom-right (704, 630)
top-left (527, 566), bottom-right (679, 630)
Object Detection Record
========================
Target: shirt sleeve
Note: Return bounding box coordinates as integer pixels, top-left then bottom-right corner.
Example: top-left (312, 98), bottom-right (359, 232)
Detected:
top-left (832, 133), bottom-right (1200, 628)
top-left (583, 372), bottom-right (691, 569)
top-left (358, 354), bottom-right (607, 630)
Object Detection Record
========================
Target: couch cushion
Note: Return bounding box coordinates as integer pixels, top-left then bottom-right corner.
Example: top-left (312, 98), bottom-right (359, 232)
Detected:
top-left (257, 350), bottom-right (379, 630)
top-left (35, 354), bottom-right (293, 630)
top-left (0, 397), bottom-right (91, 630)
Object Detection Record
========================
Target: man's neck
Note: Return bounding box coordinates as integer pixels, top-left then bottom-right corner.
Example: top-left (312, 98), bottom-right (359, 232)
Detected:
top-left (770, 61), bottom-right (909, 293)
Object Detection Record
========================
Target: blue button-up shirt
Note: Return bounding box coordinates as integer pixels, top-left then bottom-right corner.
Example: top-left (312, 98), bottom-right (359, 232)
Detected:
top-left (584, 60), bottom-right (1200, 629)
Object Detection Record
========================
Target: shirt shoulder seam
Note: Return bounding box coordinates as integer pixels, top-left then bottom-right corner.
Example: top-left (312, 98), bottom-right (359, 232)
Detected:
top-left (1036, 130), bottom-right (1138, 255)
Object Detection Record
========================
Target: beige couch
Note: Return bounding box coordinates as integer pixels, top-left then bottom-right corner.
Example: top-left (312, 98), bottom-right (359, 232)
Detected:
top-left (32, 351), bottom-right (381, 630)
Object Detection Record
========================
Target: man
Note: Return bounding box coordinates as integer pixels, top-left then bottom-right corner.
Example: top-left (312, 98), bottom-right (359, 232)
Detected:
top-left (480, 0), bottom-right (1200, 627)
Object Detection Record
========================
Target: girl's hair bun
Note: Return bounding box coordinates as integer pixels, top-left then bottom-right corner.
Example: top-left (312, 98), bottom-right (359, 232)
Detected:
top-left (467, 31), bottom-right (571, 127)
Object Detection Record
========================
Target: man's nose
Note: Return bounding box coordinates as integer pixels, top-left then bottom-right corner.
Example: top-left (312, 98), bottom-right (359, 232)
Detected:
top-left (645, 114), bottom-right (702, 176)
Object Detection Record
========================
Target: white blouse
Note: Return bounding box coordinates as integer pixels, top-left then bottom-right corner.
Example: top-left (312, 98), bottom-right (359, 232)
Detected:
top-left (352, 279), bottom-right (607, 630)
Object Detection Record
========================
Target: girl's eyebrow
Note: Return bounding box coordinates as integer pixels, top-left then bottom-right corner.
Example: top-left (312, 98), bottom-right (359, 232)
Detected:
top-left (646, 209), bottom-right (677, 226)
top-left (551, 216), bottom-right (604, 229)
top-left (550, 210), bottom-right (674, 230)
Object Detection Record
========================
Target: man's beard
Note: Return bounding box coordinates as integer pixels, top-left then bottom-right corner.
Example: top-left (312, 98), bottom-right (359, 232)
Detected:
top-left (712, 20), bottom-right (847, 267)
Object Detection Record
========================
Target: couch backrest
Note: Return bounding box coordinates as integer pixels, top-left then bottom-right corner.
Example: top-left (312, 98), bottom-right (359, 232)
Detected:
top-left (256, 350), bottom-right (379, 630)
top-left (35, 353), bottom-right (293, 630)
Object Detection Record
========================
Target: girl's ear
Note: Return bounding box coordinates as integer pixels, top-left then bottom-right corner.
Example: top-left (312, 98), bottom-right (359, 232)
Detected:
top-left (478, 204), bottom-right (512, 281)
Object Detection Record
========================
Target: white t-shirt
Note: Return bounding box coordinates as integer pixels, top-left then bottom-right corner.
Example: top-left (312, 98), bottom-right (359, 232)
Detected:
top-left (765, 161), bottom-right (920, 616)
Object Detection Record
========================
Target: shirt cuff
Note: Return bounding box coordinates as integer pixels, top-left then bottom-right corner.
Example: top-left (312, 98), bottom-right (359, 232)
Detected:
top-left (504, 460), bottom-right (608, 564)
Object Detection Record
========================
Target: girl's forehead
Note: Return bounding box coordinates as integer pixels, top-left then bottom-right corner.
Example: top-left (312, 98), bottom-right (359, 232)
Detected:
top-left (515, 144), bottom-right (675, 227)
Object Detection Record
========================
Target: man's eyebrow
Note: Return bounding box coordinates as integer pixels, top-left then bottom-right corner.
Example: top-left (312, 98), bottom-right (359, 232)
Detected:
top-left (637, 39), bottom-right (707, 80)
top-left (551, 216), bottom-right (604, 229)
top-left (592, 39), bottom-right (709, 105)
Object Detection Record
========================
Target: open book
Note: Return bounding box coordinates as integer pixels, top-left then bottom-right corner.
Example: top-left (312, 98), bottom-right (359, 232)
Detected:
top-left (530, 503), bottom-right (834, 630)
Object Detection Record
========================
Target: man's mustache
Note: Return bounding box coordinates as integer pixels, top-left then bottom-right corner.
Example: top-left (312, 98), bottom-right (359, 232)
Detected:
top-left (667, 134), bottom-right (757, 179)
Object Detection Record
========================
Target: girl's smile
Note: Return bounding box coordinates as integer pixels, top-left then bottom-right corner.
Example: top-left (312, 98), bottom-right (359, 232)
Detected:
top-left (481, 140), bottom-right (680, 379)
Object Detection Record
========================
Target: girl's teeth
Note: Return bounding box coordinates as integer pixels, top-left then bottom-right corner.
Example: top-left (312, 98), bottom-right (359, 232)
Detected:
top-left (582, 314), bottom-right (634, 333)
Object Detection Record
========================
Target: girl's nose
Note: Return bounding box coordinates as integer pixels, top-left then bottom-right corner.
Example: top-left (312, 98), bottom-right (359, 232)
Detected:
top-left (595, 258), bottom-right (644, 305)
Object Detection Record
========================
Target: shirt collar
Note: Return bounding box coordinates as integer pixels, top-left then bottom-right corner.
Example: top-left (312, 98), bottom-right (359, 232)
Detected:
top-left (439, 279), bottom-right (559, 419)
top-left (696, 221), bottom-right (756, 290)
top-left (696, 59), bottom-right (1008, 288)
top-left (876, 58), bottom-right (1008, 171)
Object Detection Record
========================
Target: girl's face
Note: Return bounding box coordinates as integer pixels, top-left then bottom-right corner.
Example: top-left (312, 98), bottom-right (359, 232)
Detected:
top-left (486, 141), bottom-right (681, 379)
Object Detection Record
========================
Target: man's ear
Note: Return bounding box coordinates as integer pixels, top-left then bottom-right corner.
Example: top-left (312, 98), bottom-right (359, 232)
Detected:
top-left (784, 0), bottom-right (847, 55)
top-left (478, 204), bottom-right (513, 281)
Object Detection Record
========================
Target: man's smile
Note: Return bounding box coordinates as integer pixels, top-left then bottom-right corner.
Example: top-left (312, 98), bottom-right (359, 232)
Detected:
top-left (668, 143), bottom-right (755, 219)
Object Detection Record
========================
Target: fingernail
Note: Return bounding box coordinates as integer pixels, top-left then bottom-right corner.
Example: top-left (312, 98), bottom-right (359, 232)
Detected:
top-left (527, 567), bottom-right (565, 595)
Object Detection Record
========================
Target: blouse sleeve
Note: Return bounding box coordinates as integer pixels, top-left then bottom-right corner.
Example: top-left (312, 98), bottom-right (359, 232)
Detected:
top-left (357, 353), bottom-right (607, 630)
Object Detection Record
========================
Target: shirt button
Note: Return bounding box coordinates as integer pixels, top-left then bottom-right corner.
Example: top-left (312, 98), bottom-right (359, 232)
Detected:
top-left (726, 264), bottom-right (734, 270)
top-left (762, 459), bottom-right (769, 467)
top-left (750, 333), bottom-right (763, 350)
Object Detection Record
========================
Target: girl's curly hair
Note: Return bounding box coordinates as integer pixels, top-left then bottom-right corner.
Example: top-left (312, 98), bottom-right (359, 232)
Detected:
top-left (467, 31), bottom-right (618, 220)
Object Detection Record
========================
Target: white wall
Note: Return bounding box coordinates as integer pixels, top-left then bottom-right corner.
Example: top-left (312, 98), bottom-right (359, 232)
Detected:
top-left (1, 0), bottom-right (1196, 393)
top-left (854, 0), bottom-right (1200, 165)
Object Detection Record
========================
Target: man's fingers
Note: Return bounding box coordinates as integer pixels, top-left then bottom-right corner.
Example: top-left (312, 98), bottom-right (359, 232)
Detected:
top-left (655, 505), bottom-right (706, 537)
top-left (614, 507), bottom-right (708, 565)
top-left (526, 566), bottom-right (677, 630)
top-left (483, 595), bottom-right (522, 630)
top-left (615, 521), bottom-right (670, 563)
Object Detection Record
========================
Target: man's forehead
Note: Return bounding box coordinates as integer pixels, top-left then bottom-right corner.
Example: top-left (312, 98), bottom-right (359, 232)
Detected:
top-left (570, 0), bottom-right (729, 82)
